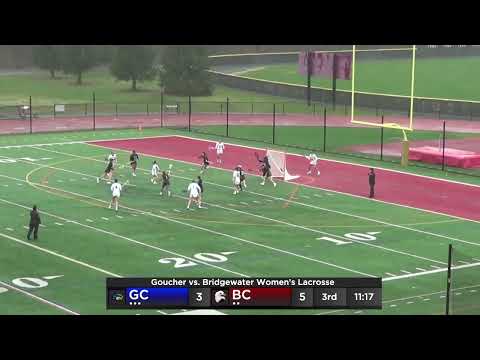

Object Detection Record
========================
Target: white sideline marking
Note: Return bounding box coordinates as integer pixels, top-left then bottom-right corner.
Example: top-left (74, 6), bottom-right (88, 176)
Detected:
top-left (5, 228), bottom-right (14, 231)
top-left (240, 202), bottom-right (249, 205)
top-left (389, 304), bottom-right (397, 307)
top-left (422, 298), bottom-right (431, 301)
top-left (54, 222), bottom-right (63, 226)
top-left (416, 268), bottom-right (427, 272)
top-left (400, 270), bottom-right (411, 274)
top-left (406, 301), bottom-right (414, 304)
top-left (252, 200), bottom-right (261, 204)
top-left (81, 141), bottom-right (480, 248)
top-left (0, 278), bottom-right (79, 315)
top-left (0, 197), bottom-right (250, 278)
top-left (0, 141), bottom-right (82, 149)
top-left (385, 272), bottom-right (397, 277)
top-left (116, 215), bottom-right (123, 219)
top-left (86, 219), bottom-right (94, 222)
top-left (158, 210), bottom-right (167, 215)
top-left (430, 265), bottom-right (441, 269)
top-left (231, 66), bottom-right (266, 75)
top-left (101, 217), bottom-right (109, 221)
top-left (383, 262), bottom-right (480, 282)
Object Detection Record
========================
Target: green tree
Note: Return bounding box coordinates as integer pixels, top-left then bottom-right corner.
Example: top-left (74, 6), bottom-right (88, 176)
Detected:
top-left (61, 46), bottom-right (97, 85)
top-left (32, 45), bottom-right (62, 79)
top-left (159, 46), bottom-right (212, 96)
top-left (110, 46), bottom-right (157, 91)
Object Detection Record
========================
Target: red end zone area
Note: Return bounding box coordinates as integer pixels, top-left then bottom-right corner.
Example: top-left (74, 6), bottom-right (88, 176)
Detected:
top-left (88, 135), bottom-right (480, 222)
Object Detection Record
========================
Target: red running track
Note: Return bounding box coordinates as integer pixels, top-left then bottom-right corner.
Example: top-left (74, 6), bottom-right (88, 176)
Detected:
top-left (2, 112), bottom-right (480, 134)
top-left (88, 135), bottom-right (480, 222)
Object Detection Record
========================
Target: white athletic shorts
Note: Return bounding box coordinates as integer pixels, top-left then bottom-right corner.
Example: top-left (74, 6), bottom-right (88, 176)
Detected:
top-left (217, 150), bottom-right (223, 155)
top-left (234, 178), bottom-right (240, 185)
top-left (189, 191), bottom-right (199, 198)
top-left (112, 191), bottom-right (121, 198)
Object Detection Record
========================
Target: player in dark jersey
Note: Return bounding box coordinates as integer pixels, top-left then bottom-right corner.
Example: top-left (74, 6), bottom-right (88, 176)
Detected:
top-left (238, 165), bottom-right (247, 191)
top-left (197, 176), bottom-right (204, 203)
top-left (129, 150), bottom-right (139, 177)
top-left (160, 171), bottom-right (171, 196)
top-left (97, 158), bottom-right (114, 184)
top-left (199, 152), bottom-right (210, 174)
top-left (258, 155), bottom-right (276, 187)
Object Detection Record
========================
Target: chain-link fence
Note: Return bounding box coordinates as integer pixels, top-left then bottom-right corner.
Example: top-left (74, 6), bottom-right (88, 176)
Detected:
top-left (3, 95), bottom-right (480, 177)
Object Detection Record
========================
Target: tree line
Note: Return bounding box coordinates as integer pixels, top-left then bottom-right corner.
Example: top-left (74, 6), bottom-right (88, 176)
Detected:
top-left (32, 45), bottom-right (212, 96)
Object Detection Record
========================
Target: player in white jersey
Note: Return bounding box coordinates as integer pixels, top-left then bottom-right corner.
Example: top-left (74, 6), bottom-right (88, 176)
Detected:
top-left (108, 179), bottom-right (122, 213)
top-left (305, 153), bottom-right (320, 176)
top-left (215, 141), bottom-right (225, 164)
top-left (187, 179), bottom-right (203, 209)
top-left (151, 161), bottom-right (160, 184)
top-left (232, 167), bottom-right (241, 195)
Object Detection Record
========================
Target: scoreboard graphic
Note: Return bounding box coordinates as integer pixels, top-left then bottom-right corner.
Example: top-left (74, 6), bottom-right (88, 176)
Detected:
top-left (107, 278), bottom-right (382, 310)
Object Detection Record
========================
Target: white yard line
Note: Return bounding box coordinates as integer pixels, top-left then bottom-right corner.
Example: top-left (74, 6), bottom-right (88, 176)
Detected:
top-left (0, 232), bottom-right (120, 277)
top-left (0, 177), bottom-right (372, 278)
top-left (0, 278), bottom-right (80, 315)
top-left (171, 194), bottom-right (447, 266)
top-left (0, 196), bottom-right (250, 278)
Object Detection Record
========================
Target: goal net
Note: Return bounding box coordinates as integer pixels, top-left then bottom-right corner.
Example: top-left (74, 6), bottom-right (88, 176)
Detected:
top-left (266, 149), bottom-right (300, 181)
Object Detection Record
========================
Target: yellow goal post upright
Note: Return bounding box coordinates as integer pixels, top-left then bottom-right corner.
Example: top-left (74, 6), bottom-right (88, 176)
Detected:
top-left (350, 45), bottom-right (417, 166)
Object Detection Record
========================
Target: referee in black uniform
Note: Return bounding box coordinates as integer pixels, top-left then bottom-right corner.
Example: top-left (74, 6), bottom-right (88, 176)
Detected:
top-left (369, 168), bottom-right (376, 198)
top-left (27, 205), bottom-right (41, 241)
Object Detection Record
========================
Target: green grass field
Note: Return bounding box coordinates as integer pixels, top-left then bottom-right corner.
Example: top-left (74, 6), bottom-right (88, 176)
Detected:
top-left (240, 57), bottom-right (480, 101)
top-left (0, 68), bottom-right (300, 106)
top-left (1, 127), bottom-right (480, 315)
